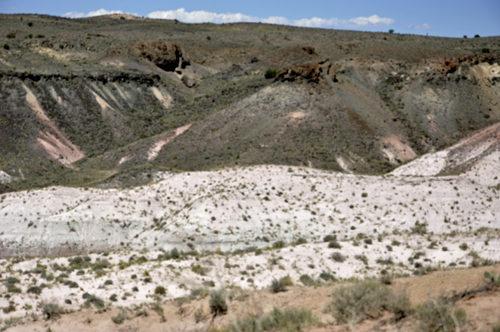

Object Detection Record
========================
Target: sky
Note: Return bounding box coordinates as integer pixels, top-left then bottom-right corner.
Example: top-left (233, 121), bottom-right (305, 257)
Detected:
top-left (1, 0), bottom-right (499, 38)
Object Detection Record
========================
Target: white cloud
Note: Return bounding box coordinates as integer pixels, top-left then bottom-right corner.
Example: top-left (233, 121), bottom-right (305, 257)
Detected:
top-left (408, 23), bottom-right (431, 30)
top-left (147, 8), bottom-right (258, 23)
top-left (63, 8), bottom-right (136, 19)
top-left (146, 8), bottom-right (395, 29)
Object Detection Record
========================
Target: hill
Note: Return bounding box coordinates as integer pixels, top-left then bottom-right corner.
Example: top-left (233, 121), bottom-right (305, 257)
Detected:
top-left (0, 14), bottom-right (499, 190)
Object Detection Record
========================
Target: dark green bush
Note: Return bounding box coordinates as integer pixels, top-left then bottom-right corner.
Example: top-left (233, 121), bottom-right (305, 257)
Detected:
top-left (273, 240), bottom-right (286, 249)
top-left (323, 235), bottom-right (336, 242)
top-left (299, 274), bottom-right (316, 286)
top-left (328, 241), bottom-right (342, 249)
top-left (265, 69), bottom-right (278, 79)
top-left (84, 294), bottom-right (105, 308)
top-left (295, 237), bottom-right (307, 245)
top-left (27, 286), bottom-right (42, 295)
top-left (154, 286), bottom-right (166, 295)
top-left (6, 33), bottom-right (16, 39)
top-left (170, 248), bottom-right (180, 259)
top-left (2, 304), bottom-right (15, 313)
top-left (7, 285), bottom-right (21, 293)
top-left (109, 294), bottom-right (118, 302)
top-left (331, 252), bottom-right (346, 262)
top-left (319, 272), bottom-right (336, 282)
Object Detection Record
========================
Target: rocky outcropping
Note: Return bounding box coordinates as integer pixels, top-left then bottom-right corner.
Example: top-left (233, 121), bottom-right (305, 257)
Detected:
top-left (435, 53), bottom-right (500, 74)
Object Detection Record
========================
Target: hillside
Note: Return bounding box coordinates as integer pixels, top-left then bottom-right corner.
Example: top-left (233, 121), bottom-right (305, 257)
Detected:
top-left (0, 14), bottom-right (499, 190)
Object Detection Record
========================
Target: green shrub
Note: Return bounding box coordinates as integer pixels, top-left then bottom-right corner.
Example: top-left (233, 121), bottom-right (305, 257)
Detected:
top-left (112, 312), bottom-right (127, 324)
top-left (41, 301), bottom-right (64, 320)
top-left (271, 275), bottom-right (292, 293)
top-left (209, 290), bottom-right (227, 316)
top-left (331, 252), bottom-right (346, 262)
top-left (7, 285), bottom-right (21, 293)
top-left (295, 237), bottom-right (307, 245)
top-left (27, 286), bottom-right (42, 295)
top-left (109, 294), bottom-right (118, 302)
top-left (415, 301), bottom-right (466, 332)
top-left (104, 279), bottom-right (113, 285)
top-left (224, 308), bottom-right (317, 332)
top-left (264, 69), bottom-right (278, 79)
top-left (154, 286), bottom-right (166, 295)
top-left (64, 299), bottom-right (72, 304)
top-left (319, 272), bottom-right (336, 282)
top-left (459, 243), bottom-right (469, 251)
top-left (6, 33), bottom-right (16, 39)
top-left (328, 241), bottom-right (342, 249)
top-left (3, 44), bottom-right (10, 50)
top-left (299, 274), bottom-right (315, 286)
top-left (323, 235), bottom-right (336, 242)
top-left (484, 271), bottom-right (500, 285)
top-left (169, 247), bottom-right (180, 259)
top-left (35, 34), bottom-right (45, 38)
top-left (28, 22), bottom-right (33, 27)
top-left (324, 281), bottom-right (393, 324)
top-left (355, 254), bottom-right (369, 265)
top-left (474, 34), bottom-right (480, 38)
top-left (376, 257), bottom-right (394, 265)
top-left (273, 240), bottom-right (286, 249)
top-left (191, 264), bottom-right (211, 276)
top-left (83, 294), bottom-right (105, 309)
top-left (65, 280), bottom-right (79, 288)
top-left (482, 48), bottom-right (490, 53)
top-left (2, 304), bottom-right (15, 313)
top-left (411, 221), bottom-right (427, 235)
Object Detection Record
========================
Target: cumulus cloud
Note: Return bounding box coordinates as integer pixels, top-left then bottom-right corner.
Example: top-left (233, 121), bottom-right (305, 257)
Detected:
top-left (408, 23), bottom-right (431, 30)
top-left (63, 8), bottom-right (136, 19)
top-left (147, 8), bottom-right (395, 28)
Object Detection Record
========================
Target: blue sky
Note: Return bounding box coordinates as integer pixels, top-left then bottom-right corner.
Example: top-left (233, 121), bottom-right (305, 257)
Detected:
top-left (1, 0), bottom-right (499, 37)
